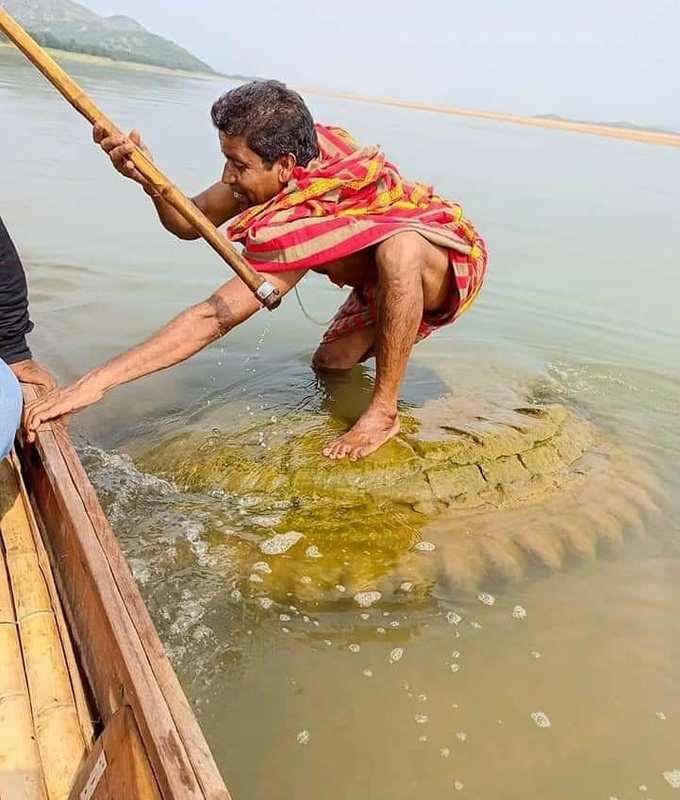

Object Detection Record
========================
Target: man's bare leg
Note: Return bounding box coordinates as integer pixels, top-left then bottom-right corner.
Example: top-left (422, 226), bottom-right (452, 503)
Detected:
top-left (322, 232), bottom-right (436, 460)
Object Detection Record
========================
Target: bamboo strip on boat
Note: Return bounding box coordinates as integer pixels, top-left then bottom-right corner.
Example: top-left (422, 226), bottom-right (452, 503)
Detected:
top-left (0, 507), bottom-right (47, 800)
top-left (0, 458), bottom-right (87, 800)
top-left (10, 451), bottom-right (96, 750)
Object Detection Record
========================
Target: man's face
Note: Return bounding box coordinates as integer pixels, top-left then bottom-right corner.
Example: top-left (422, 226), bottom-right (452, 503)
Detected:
top-left (219, 131), bottom-right (293, 207)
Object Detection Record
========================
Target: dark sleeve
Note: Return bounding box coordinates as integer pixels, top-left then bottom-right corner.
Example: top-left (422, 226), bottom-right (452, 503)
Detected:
top-left (0, 215), bottom-right (33, 364)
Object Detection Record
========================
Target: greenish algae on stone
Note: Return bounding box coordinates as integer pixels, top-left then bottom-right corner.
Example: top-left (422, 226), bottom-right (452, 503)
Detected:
top-left (137, 394), bottom-right (659, 602)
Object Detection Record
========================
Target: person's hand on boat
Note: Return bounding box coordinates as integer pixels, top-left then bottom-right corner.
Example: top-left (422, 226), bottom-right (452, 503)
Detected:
top-left (22, 379), bottom-right (104, 442)
top-left (9, 359), bottom-right (56, 392)
top-left (93, 123), bottom-right (155, 193)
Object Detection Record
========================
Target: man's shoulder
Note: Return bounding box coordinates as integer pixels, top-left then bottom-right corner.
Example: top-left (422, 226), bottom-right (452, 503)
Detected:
top-left (315, 123), bottom-right (361, 160)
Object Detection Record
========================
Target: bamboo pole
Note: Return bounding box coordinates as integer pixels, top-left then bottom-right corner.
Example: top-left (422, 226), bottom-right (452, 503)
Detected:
top-left (0, 8), bottom-right (281, 310)
top-left (0, 459), bottom-right (87, 800)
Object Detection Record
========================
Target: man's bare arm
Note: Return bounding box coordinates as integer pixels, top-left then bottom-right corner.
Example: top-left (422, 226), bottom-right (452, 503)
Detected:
top-left (23, 269), bottom-right (305, 439)
top-left (93, 125), bottom-right (242, 239)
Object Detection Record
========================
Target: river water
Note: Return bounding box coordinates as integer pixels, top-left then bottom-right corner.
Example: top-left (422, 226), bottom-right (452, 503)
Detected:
top-left (2, 47), bottom-right (680, 799)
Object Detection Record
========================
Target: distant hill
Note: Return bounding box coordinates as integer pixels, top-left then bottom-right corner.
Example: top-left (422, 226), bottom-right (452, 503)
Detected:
top-left (2, 0), bottom-right (217, 74)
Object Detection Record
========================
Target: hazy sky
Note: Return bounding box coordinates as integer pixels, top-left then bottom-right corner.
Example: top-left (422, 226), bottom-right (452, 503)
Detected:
top-left (83, 0), bottom-right (678, 128)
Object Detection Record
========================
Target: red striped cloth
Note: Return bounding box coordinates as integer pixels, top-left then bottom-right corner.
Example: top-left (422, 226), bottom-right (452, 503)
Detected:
top-left (227, 124), bottom-right (487, 325)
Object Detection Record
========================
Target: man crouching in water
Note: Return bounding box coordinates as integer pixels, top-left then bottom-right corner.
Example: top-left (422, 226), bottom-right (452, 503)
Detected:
top-left (25, 80), bottom-right (487, 460)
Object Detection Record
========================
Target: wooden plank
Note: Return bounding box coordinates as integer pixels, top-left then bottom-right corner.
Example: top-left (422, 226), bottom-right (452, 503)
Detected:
top-left (19, 387), bottom-right (229, 800)
top-left (68, 706), bottom-right (162, 800)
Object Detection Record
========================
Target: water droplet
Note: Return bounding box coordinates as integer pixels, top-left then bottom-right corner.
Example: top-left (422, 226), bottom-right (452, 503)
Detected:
top-left (418, 694), bottom-right (428, 702)
top-left (335, 584), bottom-right (347, 593)
top-left (477, 592), bottom-right (495, 606)
top-left (279, 614), bottom-right (291, 622)
top-left (450, 663), bottom-right (460, 673)
top-left (656, 711), bottom-right (667, 720)
top-left (440, 747), bottom-right (450, 758)
top-left (663, 770), bottom-right (680, 788)
top-left (305, 545), bottom-right (323, 559)
top-left (390, 647), bottom-right (404, 663)
top-left (377, 627), bottom-right (386, 634)
top-left (451, 651), bottom-right (460, 659)
top-left (270, 415), bottom-right (278, 423)
top-left (281, 627), bottom-right (290, 633)
top-left (360, 613), bottom-right (370, 620)
top-left (349, 643), bottom-right (361, 653)
top-left (530, 650), bottom-right (542, 659)
top-left (512, 605), bottom-right (527, 619)
top-left (389, 621), bottom-right (400, 628)
top-left (354, 591), bottom-right (382, 608)
top-left (415, 541), bottom-right (436, 552)
top-left (300, 576), bottom-right (312, 585)
top-left (414, 714), bottom-right (429, 724)
top-left (530, 711), bottom-right (551, 728)
top-left (296, 729), bottom-right (310, 745)
top-left (446, 611), bottom-right (462, 625)
top-left (456, 731), bottom-right (467, 741)
top-left (453, 780), bottom-right (464, 791)
top-left (324, 639), bottom-right (332, 646)
top-left (362, 669), bottom-right (373, 678)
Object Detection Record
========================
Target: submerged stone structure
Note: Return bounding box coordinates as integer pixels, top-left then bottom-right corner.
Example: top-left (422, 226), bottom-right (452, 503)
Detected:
top-left (138, 393), bottom-right (660, 602)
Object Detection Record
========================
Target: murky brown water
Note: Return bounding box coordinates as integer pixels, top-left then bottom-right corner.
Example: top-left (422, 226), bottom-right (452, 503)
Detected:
top-left (2, 46), bottom-right (680, 799)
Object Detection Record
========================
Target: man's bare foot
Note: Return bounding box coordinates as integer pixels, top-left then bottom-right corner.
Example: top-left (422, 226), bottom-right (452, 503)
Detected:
top-left (323, 408), bottom-right (400, 460)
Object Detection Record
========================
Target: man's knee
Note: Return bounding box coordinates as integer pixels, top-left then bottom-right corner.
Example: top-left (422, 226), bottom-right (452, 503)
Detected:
top-left (375, 231), bottom-right (427, 271)
top-left (312, 346), bottom-right (358, 372)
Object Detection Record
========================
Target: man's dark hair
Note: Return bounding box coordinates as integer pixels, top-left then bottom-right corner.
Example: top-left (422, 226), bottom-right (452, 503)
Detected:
top-left (211, 80), bottom-right (319, 168)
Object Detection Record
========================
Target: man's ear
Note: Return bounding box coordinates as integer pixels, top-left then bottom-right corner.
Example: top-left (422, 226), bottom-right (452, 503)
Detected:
top-left (277, 153), bottom-right (297, 183)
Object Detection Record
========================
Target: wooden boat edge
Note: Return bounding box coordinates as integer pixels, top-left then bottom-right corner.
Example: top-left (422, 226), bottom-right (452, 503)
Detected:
top-left (17, 385), bottom-right (230, 800)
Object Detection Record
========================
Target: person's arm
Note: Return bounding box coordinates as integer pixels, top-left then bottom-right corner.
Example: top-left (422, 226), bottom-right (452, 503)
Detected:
top-left (0, 216), bottom-right (55, 390)
top-left (92, 124), bottom-right (243, 239)
top-left (22, 269), bottom-right (305, 440)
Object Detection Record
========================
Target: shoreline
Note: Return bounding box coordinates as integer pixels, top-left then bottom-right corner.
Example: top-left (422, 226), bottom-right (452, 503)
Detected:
top-left (3, 43), bottom-right (677, 147)
top-left (298, 85), bottom-right (680, 149)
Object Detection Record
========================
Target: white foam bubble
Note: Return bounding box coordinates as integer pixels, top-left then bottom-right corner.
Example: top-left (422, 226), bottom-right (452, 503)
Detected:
top-left (415, 541), bottom-right (436, 552)
top-left (663, 770), bottom-right (680, 788)
top-left (530, 711), bottom-right (551, 728)
top-left (446, 611), bottom-right (462, 625)
top-left (260, 531), bottom-right (304, 555)
top-left (512, 605), bottom-right (527, 619)
top-left (248, 574), bottom-right (264, 583)
top-left (349, 643), bottom-right (361, 653)
top-left (296, 730), bottom-right (310, 745)
top-left (258, 597), bottom-right (273, 610)
top-left (399, 581), bottom-right (414, 593)
top-left (252, 561), bottom-right (272, 574)
top-left (414, 714), bottom-right (429, 724)
top-left (390, 647), bottom-right (404, 663)
top-left (477, 592), bottom-right (495, 606)
top-left (305, 545), bottom-right (323, 558)
top-left (363, 669), bottom-right (373, 678)
top-left (354, 591), bottom-right (382, 608)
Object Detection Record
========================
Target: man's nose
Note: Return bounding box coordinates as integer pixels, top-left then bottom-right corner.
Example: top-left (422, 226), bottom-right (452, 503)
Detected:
top-left (222, 163), bottom-right (237, 184)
